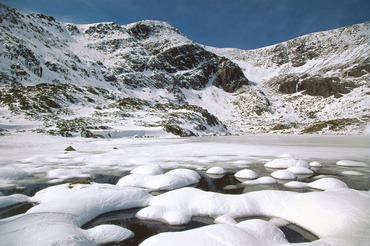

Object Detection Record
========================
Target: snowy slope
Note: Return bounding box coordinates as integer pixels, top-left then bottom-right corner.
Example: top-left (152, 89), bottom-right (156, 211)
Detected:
top-left (0, 4), bottom-right (369, 137)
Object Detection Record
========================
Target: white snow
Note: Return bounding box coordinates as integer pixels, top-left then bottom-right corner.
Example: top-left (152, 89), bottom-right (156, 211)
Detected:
top-left (243, 176), bottom-right (277, 185)
top-left (271, 170), bottom-right (297, 180)
top-left (284, 177), bottom-right (348, 190)
top-left (116, 169), bottom-right (200, 190)
top-left (85, 224), bottom-right (134, 245)
top-left (309, 161), bottom-right (322, 167)
top-left (141, 219), bottom-right (289, 246)
top-left (265, 158), bottom-right (310, 169)
top-left (138, 187), bottom-right (370, 246)
top-left (0, 183), bottom-right (151, 246)
top-left (235, 169), bottom-right (258, 179)
top-left (336, 160), bottom-right (368, 167)
top-left (286, 166), bottom-right (314, 175)
top-left (130, 164), bottom-right (164, 175)
top-left (341, 171), bottom-right (364, 176)
top-left (206, 166), bottom-right (226, 175)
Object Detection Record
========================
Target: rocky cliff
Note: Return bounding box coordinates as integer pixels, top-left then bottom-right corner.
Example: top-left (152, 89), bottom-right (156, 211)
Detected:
top-left (0, 4), bottom-right (369, 136)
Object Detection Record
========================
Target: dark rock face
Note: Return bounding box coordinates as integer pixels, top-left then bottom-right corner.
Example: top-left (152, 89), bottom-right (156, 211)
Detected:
top-left (127, 22), bottom-right (152, 40)
top-left (127, 21), bottom-right (182, 40)
top-left (344, 62), bottom-right (370, 77)
top-left (298, 76), bottom-right (354, 97)
top-left (276, 75), bottom-right (300, 94)
top-left (287, 38), bottom-right (322, 67)
top-left (271, 44), bottom-right (289, 66)
top-left (84, 22), bottom-right (122, 36)
top-left (154, 44), bottom-right (217, 73)
top-left (213, 57), bottom-right (249, 93)
top-left (269, 74), bottom-right (356, 98)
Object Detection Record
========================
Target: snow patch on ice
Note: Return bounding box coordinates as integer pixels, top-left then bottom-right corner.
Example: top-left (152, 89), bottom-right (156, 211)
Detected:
top-left (206, 166), bottom-right (226, 175)
top-left (341, 170), bottom-right (364, 176)
top-left (287, 166), bottom-right (314, 175)
top-left (117, 169), bottom-right (200, 190)
top-left (235, 169), bottom-right (258, 179)
top-left (284, 177), bottom-right (348, 190)
top-left (243, 176), bottom-right (277, 185)
top-left (85, 224), bottom-right (134, 245)
top-left (265, 158), bottom-right (310, 169)
top-left (309, 161), bottom-right (322, 167)
top-left (271, 170), bottom-right (297, 180)
top-left (130, 164), bottom-right (163, 175)
top-left (336, 160), bottom-right (368, 167)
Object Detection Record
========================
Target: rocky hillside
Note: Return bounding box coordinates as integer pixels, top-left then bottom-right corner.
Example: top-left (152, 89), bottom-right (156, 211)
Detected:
top-left (0, 4), bottom-right (369, 137)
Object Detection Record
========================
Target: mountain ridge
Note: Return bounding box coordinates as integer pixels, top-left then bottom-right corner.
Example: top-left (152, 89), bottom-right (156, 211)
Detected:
top-left (0, 4), bottom-right (369, 137)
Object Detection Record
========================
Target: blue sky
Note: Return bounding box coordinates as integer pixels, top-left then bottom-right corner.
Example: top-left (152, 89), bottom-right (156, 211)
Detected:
top-left (2, 0), bottom-right (369, 49)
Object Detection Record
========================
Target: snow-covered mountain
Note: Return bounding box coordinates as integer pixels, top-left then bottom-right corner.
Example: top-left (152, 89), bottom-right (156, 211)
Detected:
top-left (0, 4), bottom-right (369, 137)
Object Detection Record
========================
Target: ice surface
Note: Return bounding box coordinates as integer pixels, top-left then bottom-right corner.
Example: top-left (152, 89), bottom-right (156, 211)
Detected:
top-left (117, 169), bottom-right (200, 190)
top-left (0, 194), bottom-right (30, 209)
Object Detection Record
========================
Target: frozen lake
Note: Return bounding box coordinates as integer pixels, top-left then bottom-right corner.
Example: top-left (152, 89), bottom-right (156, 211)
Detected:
top-left (0, 133), bottom-right (369, 189)
top-left (0, 133), bottom-right (369, 245)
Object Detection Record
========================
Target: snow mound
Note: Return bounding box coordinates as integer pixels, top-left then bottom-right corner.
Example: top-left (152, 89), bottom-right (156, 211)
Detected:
top-left (141, 219), bottom-right (288, 246)
top-left (286, 166), bottom-right (313, 174)
top-left (285, 177), bottom-right (348, 190)
top-left (265, 158), bottom-right (310, 169)
top-left (271, 170), bottom-right (297, 180)
top-left (235, 169), bottom-right (258, 179)
top-left (85, 224), bottom-right (134, 245)
top-left (116, 169), bottom-right (200, 190)
top-left (336, 160), bottom-right (368, 167)
top-left (243, 176), bottom-right (277, 185)
top-left (130, 164), bottom-right (163, 175)
top-left (341, 171), bottom-right (363, 176)
top-left (206, 166), bottom-right (226, 175)
top-left (28, 183), bottom-right (152, 224)
top-left (309, 161), bottom-right (322, 167)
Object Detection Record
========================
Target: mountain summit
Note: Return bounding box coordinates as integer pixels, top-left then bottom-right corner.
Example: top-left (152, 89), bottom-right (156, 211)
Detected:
top-left (0, 4), bottom-right (369, 137)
